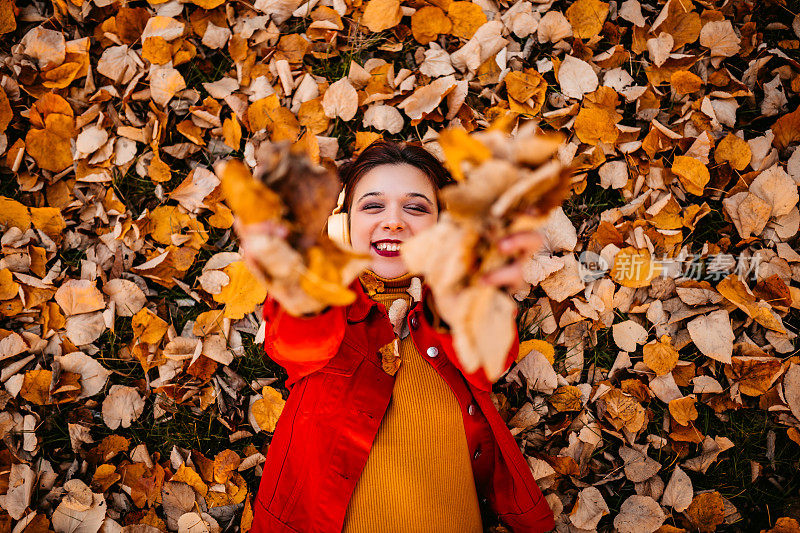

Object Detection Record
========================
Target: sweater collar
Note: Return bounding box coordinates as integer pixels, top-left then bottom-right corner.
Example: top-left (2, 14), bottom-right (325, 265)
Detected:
top-left (346, 273), bottom-right (430, 323)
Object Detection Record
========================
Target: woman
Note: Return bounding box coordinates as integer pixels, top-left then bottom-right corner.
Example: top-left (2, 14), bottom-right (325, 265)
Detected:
top-left (242, 141), bottom-right (554, 532)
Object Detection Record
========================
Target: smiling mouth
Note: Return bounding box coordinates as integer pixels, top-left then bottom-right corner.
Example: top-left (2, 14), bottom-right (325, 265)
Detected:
top-left (372, 241), bottom-right (401, 257)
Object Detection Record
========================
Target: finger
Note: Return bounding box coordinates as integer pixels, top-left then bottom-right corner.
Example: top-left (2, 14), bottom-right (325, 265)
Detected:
top-left (499, 232), bottom-right (543, 255)
top-left (481, 263), bottom-right (525, 288)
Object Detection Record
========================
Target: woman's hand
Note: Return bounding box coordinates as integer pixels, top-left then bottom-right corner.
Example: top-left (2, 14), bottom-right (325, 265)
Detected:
top-left (480, 231), bottom-right (543, 292)
top-left (233, 218), bottom-right (289, 280)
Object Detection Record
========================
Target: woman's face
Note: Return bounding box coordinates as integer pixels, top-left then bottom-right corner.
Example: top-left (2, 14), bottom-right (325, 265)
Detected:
top-left (349, 163), bottom-right (438, 278)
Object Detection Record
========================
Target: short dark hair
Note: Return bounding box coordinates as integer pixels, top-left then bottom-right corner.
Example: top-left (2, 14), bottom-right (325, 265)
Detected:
top-left (338, 141), bottom-right (454, 214)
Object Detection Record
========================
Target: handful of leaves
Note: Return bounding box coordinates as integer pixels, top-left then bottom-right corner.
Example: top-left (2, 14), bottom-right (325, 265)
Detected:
top-left (218, 142), bottom-right (369, 316)
top-left (402, 123), bottom-right (572, 380)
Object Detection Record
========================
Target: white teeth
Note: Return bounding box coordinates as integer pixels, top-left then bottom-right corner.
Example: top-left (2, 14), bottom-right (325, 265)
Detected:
top-left (375, 242), bottom-right (400, 251)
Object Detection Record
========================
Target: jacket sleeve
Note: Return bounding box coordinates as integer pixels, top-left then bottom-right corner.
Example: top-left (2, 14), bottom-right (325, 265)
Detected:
top-left (262, 296), bottom-right (346, 386)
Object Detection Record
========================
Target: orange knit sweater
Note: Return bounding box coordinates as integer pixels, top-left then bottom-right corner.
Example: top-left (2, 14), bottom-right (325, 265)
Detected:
top-left (342, 272), bottom-right (482, 533)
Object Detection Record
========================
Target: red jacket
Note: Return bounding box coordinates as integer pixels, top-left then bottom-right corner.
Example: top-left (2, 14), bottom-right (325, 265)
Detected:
top-left (252, 278), bottom-right (554, 533)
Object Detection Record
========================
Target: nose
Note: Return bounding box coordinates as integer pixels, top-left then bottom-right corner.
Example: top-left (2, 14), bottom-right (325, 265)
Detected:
top-left (383, 219), bottom-right (404, 232)
top-left (382, 206), bottom-right (405, 232)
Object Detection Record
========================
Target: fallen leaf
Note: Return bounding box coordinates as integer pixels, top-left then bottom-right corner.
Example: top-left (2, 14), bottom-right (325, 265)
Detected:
top-left (360, 0), bottom-right (402, 33)
top-left (102, 385), bottom-right (145, 430)
top-left (685, 491), bottom-right (725, 532)
top-left (672, 155), bottom-right (710, 196)
top-left (613, 495), bottom-right (666, 533)
top-left (687, 310), bottom-right (734, 364)
top-left (249, 386), bottom-right (286, 433)
top-left (566, 0), bottom-right (609, 39)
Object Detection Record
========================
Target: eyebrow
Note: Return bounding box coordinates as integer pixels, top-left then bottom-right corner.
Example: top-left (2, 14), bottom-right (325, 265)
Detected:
top-left (357, 191), bottom-right (434, 206)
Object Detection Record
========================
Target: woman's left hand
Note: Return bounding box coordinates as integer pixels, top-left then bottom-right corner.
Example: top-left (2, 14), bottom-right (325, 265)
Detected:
top-left (480, 231), bottom-right (543, 292)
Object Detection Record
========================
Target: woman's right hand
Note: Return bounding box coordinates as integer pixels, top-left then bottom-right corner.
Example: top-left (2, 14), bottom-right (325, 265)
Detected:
top-left (233, 218), bottom-right (289, 281)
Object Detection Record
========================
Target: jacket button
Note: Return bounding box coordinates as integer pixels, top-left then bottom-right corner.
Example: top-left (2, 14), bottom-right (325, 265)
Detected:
top-left (410, 314), bottom-right (419, 330)
top-left (426, 346), bottom-right (439, 358)
top-left (468, 404), bottom-right (476, 416)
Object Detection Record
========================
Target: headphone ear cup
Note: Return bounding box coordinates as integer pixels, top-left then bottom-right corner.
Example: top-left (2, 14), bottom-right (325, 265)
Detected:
top-left (327, 212), bottom-right (350, 246)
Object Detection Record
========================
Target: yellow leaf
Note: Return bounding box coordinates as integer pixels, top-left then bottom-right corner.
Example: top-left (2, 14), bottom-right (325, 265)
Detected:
top-left (298, 98), bottom-right (329, 136)
top-left (189, 0), bottom-right (225, 8)
top-left (251, 386), bottom-right (286, 433)
top-left (247, 95), bottom-right (280, 133)
top-left (213, 261), bottom-right (268, 319)
top-left (411, 6), bottom-right (453, 45)
top-left (222, 115), bottom-right (242, 150)
top-left (299, 246), bottom-right (358, 308)
top-left (518, 339), bottom-right (555, 364)
top-left (717, 275), bottom-right (785, 333)
top-left (360, 0), bottom-right (402, 33)
top-left (25, 114), bottom-right (74, 172)
top-left (447, 1), bottom-right (487, 39)
top-left (729, 356), bottom-right (782, 396)
top-left (549, 385), bottom-right (583, 412)
top-left (170, 463), bottom-right (208, 496)
top-left (642, 336), bottom-right (679, 376)
top-left (131, 307), bottom-right (169, 345)
top-left (177, 119), bottom-right (205, 146)
top-left (574, 107), bottom-right (620, 145)
top-left (672, 155), bottom-right (710, 196)
top-left (670, 70), bottom-right (704, 94)
top-left (602, 388), bottom-right (647, 433)
top-left (218, 160), bottom-right (283, 225)
top-left (668, 396), bottom-right (698, 426)
top-left (92, 463), bottom-right (121, 493)
top-left (611, 247), bottom-right (659, 288)
top-left (0, 268), bottom-right (20, 300)
top-left (20, 369), bottom-right (52, 405)
top-left (505, 69), bottom-right (547, 102)
top-left (0, 85), bottom-right (12, 132)
top-left (142, 36), bottom-right (173, 65)
top-left (148, 150), bottom-right (172, 182)
top-left (565, 0), bottom-right (609, 39)
top-left (269, 106), bottom-right (301, 143)
top-left (354, 131), bottom-right (383, 154)
top-left (30, 206), bottom-right (66, 242)
top-left (438, 127), bottom-right (492, 181)
top-left (0, 196), bottom-right (32, 230)
top-left (208, 201), bottom-right (234, 229)
top-left (149, 205), bottom-right (208, 249)
top-left (714, 133), bottom-right (751, 171)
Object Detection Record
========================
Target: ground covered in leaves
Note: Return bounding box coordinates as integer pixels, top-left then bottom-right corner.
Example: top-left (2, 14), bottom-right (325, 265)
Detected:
top-left (0, 0), bottom-right (800, 531)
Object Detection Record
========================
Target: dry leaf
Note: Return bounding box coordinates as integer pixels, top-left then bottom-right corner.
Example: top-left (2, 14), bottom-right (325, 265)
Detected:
top-left (613, 495), bottom-right (666, 533)
top-left (102, 385), bottom-right (145, 430)
top-left (361, 0), bottom-right (402, 33)
top-left (570, 486), bottom-right (610, 529)
top-left (662, 466), bottom-right (693, 512)
top-left (687, 310), bottom-right (734, 364)
top-left (566, 0), bottom-right (609, 39)
top-left (248, 386), bottom-right (286, 433)
top-left (672, 155), bottom-right (710, 196)
top-left (685, 491), bottom-right (726, 532)
top-left (558, 55), bottom-right (599, 100)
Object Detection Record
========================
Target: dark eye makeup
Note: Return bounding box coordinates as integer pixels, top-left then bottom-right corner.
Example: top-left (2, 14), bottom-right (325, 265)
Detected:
top-left (361, 203), bottom-right (430, 213)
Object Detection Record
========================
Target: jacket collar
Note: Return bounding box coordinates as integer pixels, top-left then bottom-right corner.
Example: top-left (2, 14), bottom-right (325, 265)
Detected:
top-left (346, 277), bottom-right (377, 323)
top-left (346, 275), bottom-right (432, 323)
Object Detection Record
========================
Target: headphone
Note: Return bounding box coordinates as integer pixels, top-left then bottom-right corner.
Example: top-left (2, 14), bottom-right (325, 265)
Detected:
top-left (326, 189), bottom-right (350, 246)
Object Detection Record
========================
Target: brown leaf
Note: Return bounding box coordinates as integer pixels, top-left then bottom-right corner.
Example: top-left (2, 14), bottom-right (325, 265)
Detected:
top-left (685, 491), bottom-right (726, 533)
